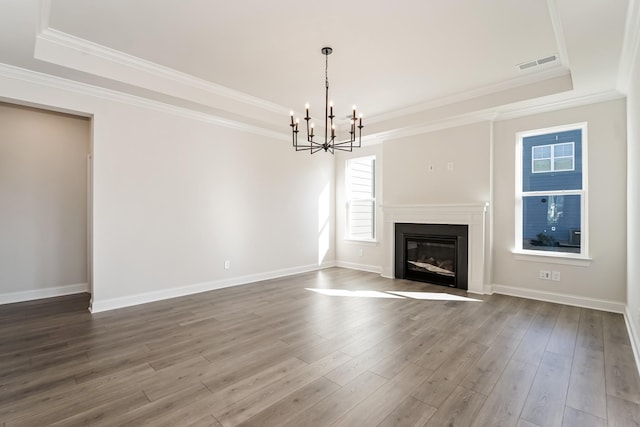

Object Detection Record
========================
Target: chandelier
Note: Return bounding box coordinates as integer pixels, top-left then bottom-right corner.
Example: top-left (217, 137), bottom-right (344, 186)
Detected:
top-left (289, 47), bottom-right (363, 154)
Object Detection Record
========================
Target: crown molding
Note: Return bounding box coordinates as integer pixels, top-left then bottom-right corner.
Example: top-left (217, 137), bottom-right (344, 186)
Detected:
top-left (365, 89), bottom-right (623, 143)
top-left (366, 66), bottom-right (570, 125)
top-left (2, 60), bottom-right (619, 147)
top-left (494, 89), bottom-right (625, 121)
top-left (366, 111), bottom-right (498, 143)
top-left (37, 0), bottom-right (51, 34)
top-left (34, 0), bottom-right (626, 142)
top-left (618, 0), bottom-right (640, 93)
top-left (23, 0), bottom-right (628, 146)
top-left (37, 2), bottom-right (572, 132)
top-left (546, 0), bottom-right (570, 69)
top-left (35, 27), bottom-right (288, 116)
top-left (0, 63), bottom-right (289, 142)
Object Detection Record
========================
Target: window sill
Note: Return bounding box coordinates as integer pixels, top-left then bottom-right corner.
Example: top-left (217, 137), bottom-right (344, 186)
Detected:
top-left (344, 239), bottom-right (378, 246)
top-left (512, 249), bottom-right (591, 267)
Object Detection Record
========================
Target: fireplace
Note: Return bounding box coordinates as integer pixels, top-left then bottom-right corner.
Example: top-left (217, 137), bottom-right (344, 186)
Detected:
top-left (382, 204), bottom-right (487, 294)
top-left (395, 223), bottom-right (468, 290)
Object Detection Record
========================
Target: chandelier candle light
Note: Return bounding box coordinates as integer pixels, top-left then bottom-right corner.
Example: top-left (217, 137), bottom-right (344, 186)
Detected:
top-left (290, 47), bottom-right (363, 154)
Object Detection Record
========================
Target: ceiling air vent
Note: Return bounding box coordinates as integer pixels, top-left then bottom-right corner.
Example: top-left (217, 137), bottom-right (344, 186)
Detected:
top-left (517, 54), bottom-right (558, 71)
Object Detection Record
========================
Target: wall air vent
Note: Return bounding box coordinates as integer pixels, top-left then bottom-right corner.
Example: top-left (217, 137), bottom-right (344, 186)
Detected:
top-left (517, 54), bottom-right (558, 71)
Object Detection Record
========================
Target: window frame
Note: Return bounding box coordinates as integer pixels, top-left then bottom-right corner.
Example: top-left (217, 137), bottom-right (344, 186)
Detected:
top-left (345, 155), bottom-right (377, 242)
top-left (514, 123), bottom-right (589, 262)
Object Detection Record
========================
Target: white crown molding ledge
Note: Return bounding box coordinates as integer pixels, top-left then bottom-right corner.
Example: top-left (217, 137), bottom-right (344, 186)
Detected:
top-left (33, 27), bottom-right (288, 125)
top-left (546, 0), bottom-right (571, 69)
top-left (368, 67), bottom-right (571, 126)
top-left (618, 0), bottom-right (640, 93)
top-left (0, 63), bottom-right (288, 142)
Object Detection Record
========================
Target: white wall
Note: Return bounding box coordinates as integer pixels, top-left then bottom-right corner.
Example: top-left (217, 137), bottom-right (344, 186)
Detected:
top-left (492, 99), bottom-right (627, 307)
top-left (0, 70), bottom-right (335, 311)
top-left (92, 104), bottom-right (335, 308)
top-left (0, 103), bottom-right (90, 302)
top-left (383, 121), bottom-right (492, 205)
top-left (626, 35), bottom-right (640, 352)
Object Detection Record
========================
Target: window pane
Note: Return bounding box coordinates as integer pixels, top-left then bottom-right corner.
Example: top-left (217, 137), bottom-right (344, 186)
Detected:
top-left (348, 158), bottom-right (374, 199)
top-left (349, 200), bottom-right (374, 240)
top-left (522, 194), bottom-right (581, 253)
top-left (554, 143), bottom-right (573, 157)
top-left (522, 130), bottom-right (582, 191)
top-left (346, 156), bottom-right (375, 241)
top-left (533, 159), bottom-right (551, 172)
top-left (554, 157), bottom-right (573, 171)
top-left (533, 146), bottom-right (550, 159)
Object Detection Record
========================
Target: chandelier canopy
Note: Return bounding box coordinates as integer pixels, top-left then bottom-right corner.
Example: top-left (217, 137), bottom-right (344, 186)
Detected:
top-left (290, 47), bottom-right (363, 154)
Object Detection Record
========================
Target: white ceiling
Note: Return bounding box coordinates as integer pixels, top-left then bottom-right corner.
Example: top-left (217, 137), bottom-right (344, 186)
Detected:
top-left (0, 0), bottom-right (636, 135)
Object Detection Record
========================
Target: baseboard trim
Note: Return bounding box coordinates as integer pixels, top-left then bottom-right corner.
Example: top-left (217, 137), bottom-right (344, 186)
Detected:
top-left (625, 306), bottom-right (640, 376)
top-left (335, 261), bottom-right (382, 274)
top-left (0, 283), bottom-right (89, 305)
top-left (89, 263), bottom-right (334, 313)
top-left (490, 283), bottom-right (626, 313)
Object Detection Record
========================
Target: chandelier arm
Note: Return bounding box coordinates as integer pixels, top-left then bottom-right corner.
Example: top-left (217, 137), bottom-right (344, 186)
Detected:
top-left (295, 139), bottom-right (324, 150)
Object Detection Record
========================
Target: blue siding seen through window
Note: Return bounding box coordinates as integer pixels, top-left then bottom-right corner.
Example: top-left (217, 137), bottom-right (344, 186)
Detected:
top-left (523, 129), bottom-right (582, 192)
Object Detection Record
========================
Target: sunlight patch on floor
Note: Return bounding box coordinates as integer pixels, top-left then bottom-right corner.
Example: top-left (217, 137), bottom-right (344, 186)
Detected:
top-left (306, 288), bottom-right (482, 302)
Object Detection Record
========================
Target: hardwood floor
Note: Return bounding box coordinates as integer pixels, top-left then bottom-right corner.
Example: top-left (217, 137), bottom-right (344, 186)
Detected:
top-left (1, 267), bottom-right (639, 426)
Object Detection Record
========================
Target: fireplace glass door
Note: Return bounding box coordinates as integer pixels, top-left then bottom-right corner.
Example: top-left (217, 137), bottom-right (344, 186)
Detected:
top-left (405, 235), bottom-right (457, 287)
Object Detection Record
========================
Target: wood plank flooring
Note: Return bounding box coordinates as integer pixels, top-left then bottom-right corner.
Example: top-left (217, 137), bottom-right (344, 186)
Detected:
top-left (1, 267), bottom-right (639, 426)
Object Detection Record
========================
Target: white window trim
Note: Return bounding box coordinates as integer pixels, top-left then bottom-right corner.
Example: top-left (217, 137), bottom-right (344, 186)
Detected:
top-left (514, 122), bottom-right (589, 264)
top-left (345, 155), bottom-right (377, 242)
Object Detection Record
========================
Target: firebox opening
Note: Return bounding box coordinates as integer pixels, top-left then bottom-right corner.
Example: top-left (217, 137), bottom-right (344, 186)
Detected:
top-left (395, 223), bottom-right (468, 290)
top-left (406, 236), bottom-right (457, 287)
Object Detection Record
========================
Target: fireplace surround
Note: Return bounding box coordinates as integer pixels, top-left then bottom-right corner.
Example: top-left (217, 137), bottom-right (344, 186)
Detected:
top-left (381, 203), bottom-right (488, 294)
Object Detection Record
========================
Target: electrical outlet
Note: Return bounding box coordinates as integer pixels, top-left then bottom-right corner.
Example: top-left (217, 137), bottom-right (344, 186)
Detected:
top-left (224, 260), bottom-right (230, 269)
top-left (358, 249), bottom-right (364, 257)
top-left (539, 270), bottom-right (551, 280)
top-left (447, 162), bottom-right (454, 171)
top-left (551, 271), bottom-right (561, 281)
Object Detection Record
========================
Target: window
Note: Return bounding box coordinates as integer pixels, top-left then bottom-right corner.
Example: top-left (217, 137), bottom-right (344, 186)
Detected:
top-left (515, 124), bottom-right (587, 257)
top-left (346, 155), bottom-right (376, 241)
top-left (532, 142), bottom-right (574, 173)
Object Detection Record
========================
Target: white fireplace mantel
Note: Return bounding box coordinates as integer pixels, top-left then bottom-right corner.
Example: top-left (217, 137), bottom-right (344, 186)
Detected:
top-left (381, 203), bottom-right (489, 294)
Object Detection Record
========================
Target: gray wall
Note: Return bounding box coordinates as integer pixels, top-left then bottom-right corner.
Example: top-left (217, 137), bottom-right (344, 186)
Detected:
top-left (0, 102), bottom-right (90, 300)
top-left (492, 98), bottom-right (627, 304)
top-left (383, 121), bottom-right (491, 205)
